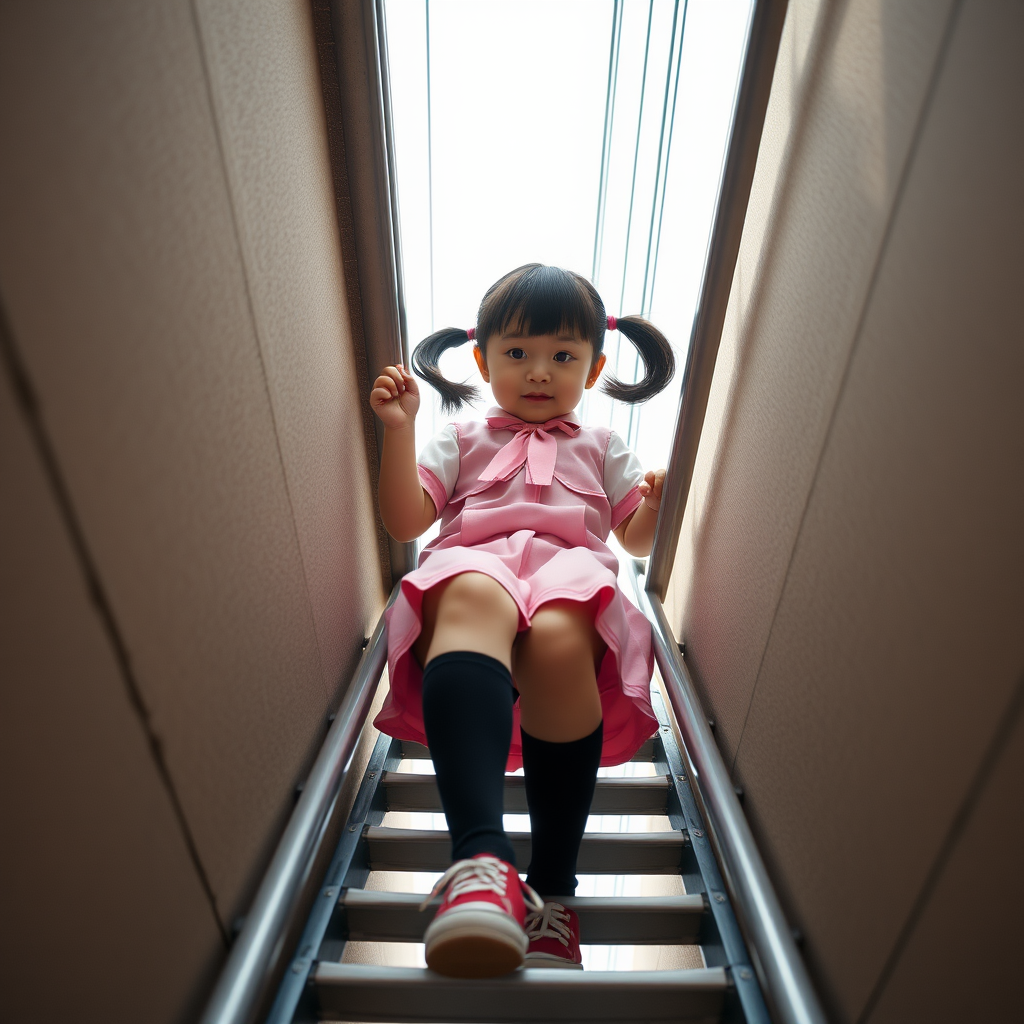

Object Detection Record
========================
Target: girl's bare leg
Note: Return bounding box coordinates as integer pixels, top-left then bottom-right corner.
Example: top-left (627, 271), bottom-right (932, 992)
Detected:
top-left (414, 573), bottom-right (521, 869)
top-left (514, 598), bottom-right (605, 902)
top-left (414, 572), bottom-right (520, 669)
top-left (513, 598), bottom-right (605, 743)
top-left (414, 573), bottom-right (525, 974)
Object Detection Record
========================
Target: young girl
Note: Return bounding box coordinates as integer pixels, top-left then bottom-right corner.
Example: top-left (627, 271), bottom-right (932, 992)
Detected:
top-left (369, 264), bottom-right (673, 978)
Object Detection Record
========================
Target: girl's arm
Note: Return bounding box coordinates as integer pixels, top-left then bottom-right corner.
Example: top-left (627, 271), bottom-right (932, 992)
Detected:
top-left (613, 469), bottom-right (666, 557)
top-left (370, 365), bottom-right (437, 542)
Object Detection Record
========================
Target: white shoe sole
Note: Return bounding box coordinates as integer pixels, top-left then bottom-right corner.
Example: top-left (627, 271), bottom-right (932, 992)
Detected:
top-left (523, 953), bottom-right (584, 970)
top-left (424, 903), bottom-right (527, 979)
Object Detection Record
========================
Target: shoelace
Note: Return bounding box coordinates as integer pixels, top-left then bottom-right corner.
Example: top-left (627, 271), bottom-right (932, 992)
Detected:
top-left (524, 901), bottom-right (573, 947)
top-left (419, 856), bottom-right (544, 913)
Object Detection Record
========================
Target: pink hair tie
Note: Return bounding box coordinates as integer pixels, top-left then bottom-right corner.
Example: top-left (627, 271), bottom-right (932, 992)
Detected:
top-left (606, 316), bottom-right (617, 331)
top-left (467, 327), bottom-right (476, 340)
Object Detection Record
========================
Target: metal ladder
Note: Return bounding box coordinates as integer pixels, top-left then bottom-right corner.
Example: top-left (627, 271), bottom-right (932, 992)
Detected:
top-left (200, 569), bottom-right (824, 1024)
top-left (200, 3), bottom-right (824, 1017)
top-left (264, 688), bottom-right (766, 1024)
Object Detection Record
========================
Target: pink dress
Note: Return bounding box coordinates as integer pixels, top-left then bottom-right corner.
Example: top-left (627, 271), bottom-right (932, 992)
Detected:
top-left (374, 407), bottom-right (656, 770)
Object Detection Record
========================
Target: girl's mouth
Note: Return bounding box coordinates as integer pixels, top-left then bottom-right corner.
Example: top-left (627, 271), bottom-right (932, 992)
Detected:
top-left (523, 393), bottom-right (552, 401)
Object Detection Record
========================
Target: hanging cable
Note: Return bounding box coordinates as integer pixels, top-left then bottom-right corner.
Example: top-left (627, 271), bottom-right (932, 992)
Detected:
top-left (627, 0), bottom-right (688, 447)
top-left (647, 0), bottom-right (689, 320)
top-left (612, 0), bottom-right (655, 420)
top-left (592, 0), bottom-right (623, 288)
top-left (616, 0), bottom-right (655, 319)
top-left (425, 0), bottom-right (435, 332)
top-left (641, 0), bottom-right (686, 319)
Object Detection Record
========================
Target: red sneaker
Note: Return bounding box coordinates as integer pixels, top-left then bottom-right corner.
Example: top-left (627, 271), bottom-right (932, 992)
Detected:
top-left (523, 900), bottom-right (584, 969)
top-left (421, 855), bottom-right (544, 978)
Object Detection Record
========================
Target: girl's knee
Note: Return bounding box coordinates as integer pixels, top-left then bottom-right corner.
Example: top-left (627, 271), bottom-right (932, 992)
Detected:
top-left (515, 602), bottom-right (604, 739)
top-left (436, 572), bottom-right (518, 624)
top-left (416, 573), bottom-right (520, 669)
top-left (443, 571), bottom-right (513, 606)
top-left (518, 601), bottom-right (604, 671)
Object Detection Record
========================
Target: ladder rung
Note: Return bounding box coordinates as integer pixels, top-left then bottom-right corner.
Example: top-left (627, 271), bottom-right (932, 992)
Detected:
top-left (340, 889), bottom-right (704, 944)
top-left (314, 963), bottom-right (727, 1022)
top-left (383, 773), bottom-right (671, 815)
top-left (365, 827), bottom-right (685, 874)
top-left (398, 737), bottom-right (659, 762)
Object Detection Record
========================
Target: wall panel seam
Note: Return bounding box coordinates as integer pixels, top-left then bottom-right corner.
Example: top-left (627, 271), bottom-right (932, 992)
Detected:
top-left (676, 0), bottom-right (843, 748)
top-left (713, 0), bottom-right (849, 772)
top-left (689, 0), bottom-right (845, 515)
top-left (0, 291), bottom-right (229, 945)
top-left (187, 0), bottom-right (329, 701)
top-left (857, 673), bottom-right (1024, 1024)
top-left (729, 0), bottom-right (966, 775)
top-left (310, 0), bottom-right (393, 591)
top-left (728, 0), bottom-right (844, 333)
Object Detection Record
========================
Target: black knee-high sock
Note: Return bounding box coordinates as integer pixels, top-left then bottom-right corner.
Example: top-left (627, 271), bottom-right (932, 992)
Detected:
top-left (421, 652), bottom-right (516, 865)
top-left (522, 721), bottom-right (603, 898)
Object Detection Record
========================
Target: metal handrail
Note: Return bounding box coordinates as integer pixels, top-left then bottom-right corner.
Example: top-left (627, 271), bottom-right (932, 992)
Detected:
top-left (647, 0), bottom-right (789, 598)
top-left (326, 0), bottom-right (416, 581)
top-left (199, 610), bottom-right (391, 1024)
top-left (628, 562), bottom-right (826, 1024)
top-left (200, 2), bottom-right (796, 1016)
top-left (197, 573), bottom-right (824, 1024)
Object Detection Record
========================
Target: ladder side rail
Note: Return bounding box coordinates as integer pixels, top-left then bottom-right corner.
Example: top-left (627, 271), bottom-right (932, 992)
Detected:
top-left (326, 0), bottom-right (416, 580)
top-left (200, 609), bottom-right (391, 1024)
top-left (630, 563), bottom-right (827, 1024)
top-left (265, 731), bottom-right (398, 1024)
top-left (650, 691), bottom-right (770, 1024)
top-left (647, 0), bottom-right (789, 598)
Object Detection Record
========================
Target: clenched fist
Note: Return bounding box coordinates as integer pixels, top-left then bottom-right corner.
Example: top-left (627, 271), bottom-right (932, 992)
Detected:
top-left (370, 364), bottom-right (420, 430)
top-left (638, 468), bottom-right (666, 510)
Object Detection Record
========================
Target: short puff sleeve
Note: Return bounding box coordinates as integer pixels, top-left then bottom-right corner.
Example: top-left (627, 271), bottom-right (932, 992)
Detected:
top-left (418, 423), bottom-right (460, 518)
top-left (604, 431), bottom-right (645, 530)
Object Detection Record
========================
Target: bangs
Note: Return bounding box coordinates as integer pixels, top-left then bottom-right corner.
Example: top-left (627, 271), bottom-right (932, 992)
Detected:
top-left (478, 265), bottom-right (604, 345)
top-left (413, 261), bottom-right (674, 412)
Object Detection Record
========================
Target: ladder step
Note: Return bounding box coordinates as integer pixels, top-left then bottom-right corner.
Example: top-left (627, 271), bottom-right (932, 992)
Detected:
top-left (398, 737), bottom-right (658, 762)
top-left (383, 773), bottom-right (671, 815)
top-left (365, 827), bottom-right (685, 874)
top-left (314, 963), bottom-right (726, 1022)
top-left (340, 890), bottom-right (704, 944)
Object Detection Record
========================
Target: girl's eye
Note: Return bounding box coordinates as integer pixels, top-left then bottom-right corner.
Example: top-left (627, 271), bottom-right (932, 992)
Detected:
top-left (554, 351), bottom-right (574, 363)
top-left (507, 348), bottom-right (526, 359)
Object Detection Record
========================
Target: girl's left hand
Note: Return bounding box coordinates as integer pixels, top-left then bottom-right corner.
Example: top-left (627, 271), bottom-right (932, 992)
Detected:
top-left (639, 468), bottom-right (666, 511)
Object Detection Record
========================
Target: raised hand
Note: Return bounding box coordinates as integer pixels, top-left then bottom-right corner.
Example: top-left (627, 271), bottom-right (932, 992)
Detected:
top-left (638, 468), bottom-right (666, 511)
top-left (370, 364), bottom-right (420, 430)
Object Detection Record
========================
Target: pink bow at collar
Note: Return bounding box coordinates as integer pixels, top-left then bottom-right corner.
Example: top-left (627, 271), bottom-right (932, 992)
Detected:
top-left (479, 411), bottom-right (581, 487)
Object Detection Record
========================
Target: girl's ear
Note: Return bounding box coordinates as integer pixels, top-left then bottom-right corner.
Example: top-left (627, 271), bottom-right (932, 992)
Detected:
top-left (472, 345), bottom-right (490, 383)
top-left (585, 352), bottom-right (607, 389)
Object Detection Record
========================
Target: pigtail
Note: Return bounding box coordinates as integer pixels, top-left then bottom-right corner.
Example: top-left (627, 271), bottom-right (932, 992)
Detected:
top-left (601, 315), bottom-right (676, 404)
top-left (411, 327), bottom-right (480, 415)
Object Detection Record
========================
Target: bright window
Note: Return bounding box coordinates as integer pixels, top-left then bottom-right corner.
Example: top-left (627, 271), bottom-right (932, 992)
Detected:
top-left (385, 0), bottom-right (752, 474)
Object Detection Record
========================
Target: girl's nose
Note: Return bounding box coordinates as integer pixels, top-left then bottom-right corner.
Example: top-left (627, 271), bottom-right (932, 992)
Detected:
top-left (526, 362), bottom-right (551, 382)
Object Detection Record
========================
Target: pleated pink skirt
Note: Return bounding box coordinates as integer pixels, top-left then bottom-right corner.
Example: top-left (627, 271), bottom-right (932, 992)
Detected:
top-left (373, 531), bottom-right (656, 771)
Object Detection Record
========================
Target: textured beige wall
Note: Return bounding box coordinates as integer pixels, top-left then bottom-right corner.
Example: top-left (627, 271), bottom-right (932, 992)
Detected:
top-left (0, 353), bottom-right (224, 1022)
top-left (866, 697), bottom-right (1024, 1024)
top-left (668, 0), bottom-right (1024, 1020)
top-left (193, 0), bottom-right (385, 676)
top-left (0, 0), bottom-right (384, 1018)
top-left (668, 0), bottom-right (956, 760)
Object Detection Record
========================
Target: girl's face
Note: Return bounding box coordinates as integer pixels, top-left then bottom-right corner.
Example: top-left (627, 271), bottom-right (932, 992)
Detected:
top-left (473, 332), bottom-right (606, 422)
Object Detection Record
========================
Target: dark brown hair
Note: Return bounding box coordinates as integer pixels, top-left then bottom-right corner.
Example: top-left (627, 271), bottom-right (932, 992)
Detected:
top-left (411, 264), bottom-right (675, 414)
